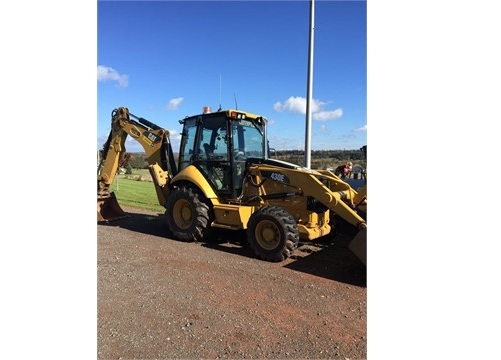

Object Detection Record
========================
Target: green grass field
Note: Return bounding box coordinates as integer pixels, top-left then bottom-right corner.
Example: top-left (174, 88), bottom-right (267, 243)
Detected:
top-left (110, 170), bottom-right (165, 213)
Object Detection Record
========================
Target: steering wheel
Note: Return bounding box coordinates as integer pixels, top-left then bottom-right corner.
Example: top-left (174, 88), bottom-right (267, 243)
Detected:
top-left (234, 150), bottom-right (245, 161)
top-left (234, 150), bottom-right (246, 176)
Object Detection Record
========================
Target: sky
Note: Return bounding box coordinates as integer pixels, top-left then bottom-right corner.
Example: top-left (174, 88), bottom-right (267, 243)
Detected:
top-left (97, 0), bottom-right (367, 153)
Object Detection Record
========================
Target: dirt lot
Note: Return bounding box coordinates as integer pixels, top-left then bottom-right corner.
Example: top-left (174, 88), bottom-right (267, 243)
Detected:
top-left (97, 206), bottom-right (366, 359)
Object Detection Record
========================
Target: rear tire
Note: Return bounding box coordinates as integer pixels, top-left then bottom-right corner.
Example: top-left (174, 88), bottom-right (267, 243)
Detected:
top-left (165, 185), bottom-right (212, 242)
top-left (246, 206), bottom-right (299, 262)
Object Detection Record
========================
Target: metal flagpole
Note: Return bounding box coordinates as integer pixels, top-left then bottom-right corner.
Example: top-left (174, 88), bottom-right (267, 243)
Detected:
top-left (304, 0), bottom-right (315, 169)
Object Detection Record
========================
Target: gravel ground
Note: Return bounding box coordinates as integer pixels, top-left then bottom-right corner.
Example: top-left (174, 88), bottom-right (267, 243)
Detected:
top-left (98, 206), bottom-right (366, 359)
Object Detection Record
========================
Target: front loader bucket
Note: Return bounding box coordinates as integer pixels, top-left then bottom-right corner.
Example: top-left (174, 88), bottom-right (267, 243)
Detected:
top-left (348, 228), bottom-right (366, 266)
top-left (97, 192), bottom-right (128, 222)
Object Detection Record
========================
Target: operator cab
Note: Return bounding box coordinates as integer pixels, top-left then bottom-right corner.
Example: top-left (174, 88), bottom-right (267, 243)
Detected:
top-left (178, 109), bottom-right (267, 199)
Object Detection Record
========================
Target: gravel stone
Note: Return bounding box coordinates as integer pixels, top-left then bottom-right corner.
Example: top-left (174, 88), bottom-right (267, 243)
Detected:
top-left (98, 206), bottom-right (366, 359)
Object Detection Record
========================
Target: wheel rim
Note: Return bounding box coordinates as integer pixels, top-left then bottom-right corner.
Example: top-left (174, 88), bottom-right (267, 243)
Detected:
top-left (255, 219), bottom-right (280, 250)
top-left (172, 198), bottom-right (192, 230)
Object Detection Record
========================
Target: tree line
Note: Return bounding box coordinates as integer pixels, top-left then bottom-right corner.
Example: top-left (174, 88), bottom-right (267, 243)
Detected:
top-left (100, 148), bottom-right (367, 172)
top-left (273, 149), bottom-right (366, 161)
top-left (272, 149), bottom-right (366, 169)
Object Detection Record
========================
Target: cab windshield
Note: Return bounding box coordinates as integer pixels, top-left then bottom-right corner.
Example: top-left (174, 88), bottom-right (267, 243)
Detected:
top-left (177, 113), bottom-right (265, 198)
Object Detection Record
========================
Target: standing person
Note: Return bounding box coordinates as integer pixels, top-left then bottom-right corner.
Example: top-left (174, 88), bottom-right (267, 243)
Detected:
top-left (343, 161), bottom-right (353, 179)
top-left (334, 161), bottom-right (353, 179)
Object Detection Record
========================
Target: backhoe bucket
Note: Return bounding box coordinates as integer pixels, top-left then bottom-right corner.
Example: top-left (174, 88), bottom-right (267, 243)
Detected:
top-left (97, 192), bottom-right (128, 222)
top-left (348, 228), bottom-right (366, 266)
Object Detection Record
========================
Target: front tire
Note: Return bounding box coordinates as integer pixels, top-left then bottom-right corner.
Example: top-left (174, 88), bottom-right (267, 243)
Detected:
top-left (246, 206), bottom-right (299, 262)
top-left (165, 185), bottom-right (212, 242)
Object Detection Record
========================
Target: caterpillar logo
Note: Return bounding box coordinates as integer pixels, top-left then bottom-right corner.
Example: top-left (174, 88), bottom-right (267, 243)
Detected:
top-left (262, 170), bottom-right (290, 184)
top-left (143, 131), bottom-right (161, 146)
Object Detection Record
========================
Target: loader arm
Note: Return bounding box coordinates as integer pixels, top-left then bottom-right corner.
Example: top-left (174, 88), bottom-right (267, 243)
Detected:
top-left (97, 107), bottom-right (177, 221)
top-left (246, 162), bottom-right (367, 265)
top-left (247, 164), bottom-right (365, 226)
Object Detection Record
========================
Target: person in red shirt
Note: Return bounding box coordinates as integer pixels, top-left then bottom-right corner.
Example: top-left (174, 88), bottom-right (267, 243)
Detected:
top-left (343, 161), bottom-right (353, 178)
top-left (334, 161), bottom-right (353, 179)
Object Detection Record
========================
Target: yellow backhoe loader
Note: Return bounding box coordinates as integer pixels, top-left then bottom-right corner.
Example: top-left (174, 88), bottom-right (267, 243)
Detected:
top-left (98, 107), bottom-right (367, 265)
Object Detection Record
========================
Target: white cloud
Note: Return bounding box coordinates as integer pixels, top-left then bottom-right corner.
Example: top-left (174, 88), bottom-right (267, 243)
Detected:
top-left (355, 125), bottom-right (367, 132)
top-left (97, 65), bottom-right (128, 87)
top-left (273, 96), bottom-right (341, 121)
top-left (168, 130), bottom-right (182, 153)
top-left (313, 109), bottom-right (343, 121)
top-left (274, 96), bottom-right (308, 114)
top-left (266, 118), bottom-right (276, 125)
top-left (318, 124), bottom-right (331, 135)
top-left (167, 97), bottom-right (184, 110)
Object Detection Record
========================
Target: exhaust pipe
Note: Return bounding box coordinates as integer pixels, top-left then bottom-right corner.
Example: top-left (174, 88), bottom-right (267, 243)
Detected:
top-left (97, 192), bottom-right (128, 222)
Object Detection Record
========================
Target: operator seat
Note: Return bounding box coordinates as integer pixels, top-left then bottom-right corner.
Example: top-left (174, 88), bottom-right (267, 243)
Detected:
top-left (202, 143), bottom-right (223, 189)
top-left (203, 143), bottom-right (214, 158)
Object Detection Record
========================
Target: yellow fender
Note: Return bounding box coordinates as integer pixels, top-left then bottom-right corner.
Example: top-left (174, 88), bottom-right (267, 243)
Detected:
top-left (171, 165), bottom-right (219, 200)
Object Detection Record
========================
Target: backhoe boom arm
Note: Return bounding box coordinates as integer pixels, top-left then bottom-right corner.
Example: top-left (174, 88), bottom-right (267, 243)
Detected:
top-left (97, 107), bottom-right (176, 221)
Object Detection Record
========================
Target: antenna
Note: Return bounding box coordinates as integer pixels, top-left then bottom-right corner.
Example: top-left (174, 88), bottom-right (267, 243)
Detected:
top-left (218, 73), bottom-right (222, 111)
top-left (233, 92), bottom-right (238, 110)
